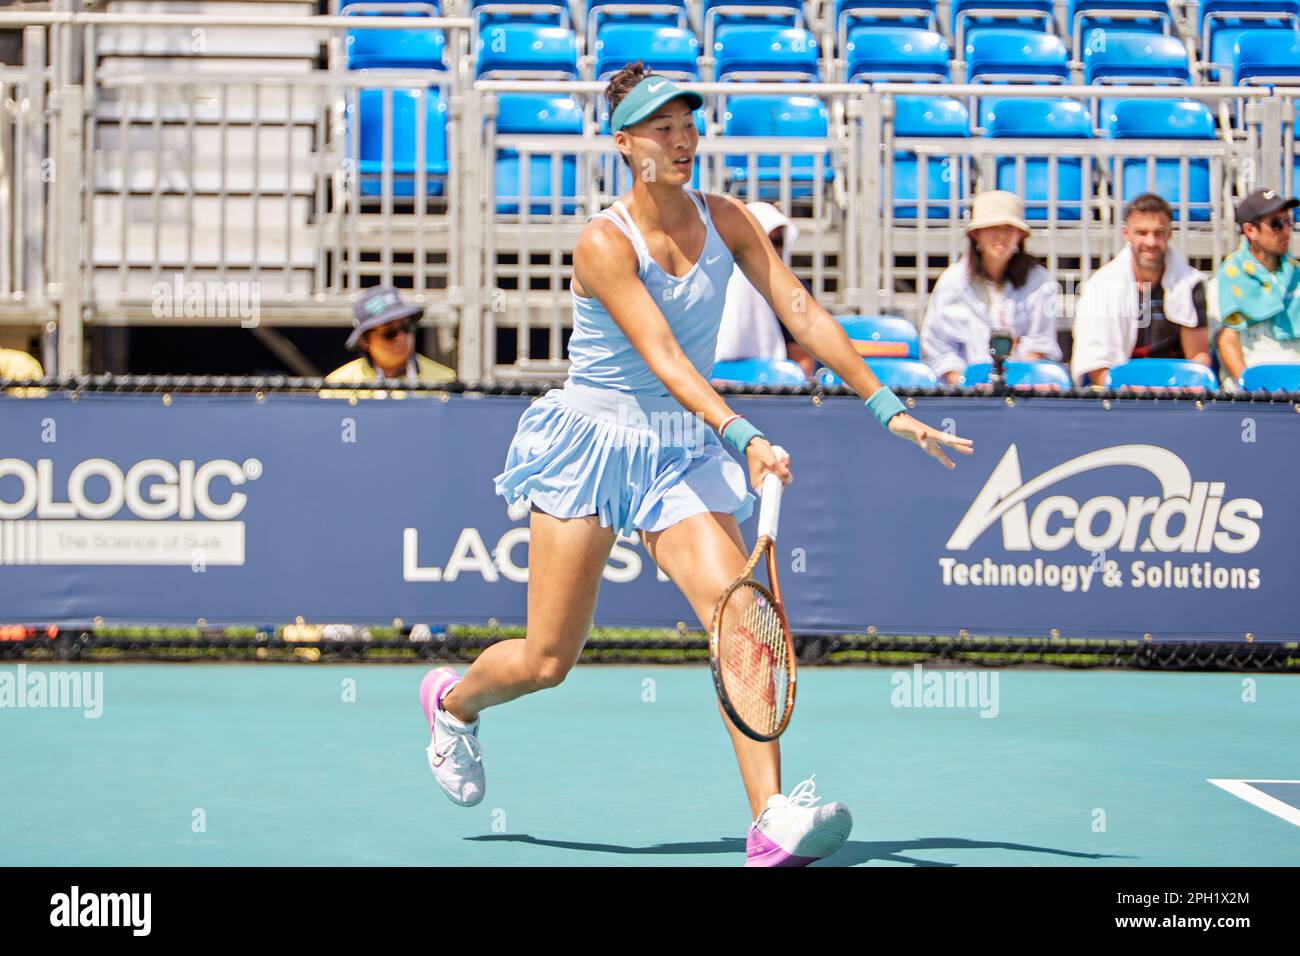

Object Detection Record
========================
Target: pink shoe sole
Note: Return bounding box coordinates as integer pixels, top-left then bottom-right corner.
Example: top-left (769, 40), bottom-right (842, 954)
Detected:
top-left (419, 667), bottom-right (460, 729)
top-left (745, 828), bottom-right (818, 867)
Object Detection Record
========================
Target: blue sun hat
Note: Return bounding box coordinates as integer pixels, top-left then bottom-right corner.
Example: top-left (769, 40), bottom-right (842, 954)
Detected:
top-left (346, 285), bottom-right (423, 350)
top-left (610, 74), bottom-right (704, 131)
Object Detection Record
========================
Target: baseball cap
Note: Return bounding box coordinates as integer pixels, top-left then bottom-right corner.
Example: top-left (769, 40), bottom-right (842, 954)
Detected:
top-left (1234, 188), bottom-right (1300, 226)
top-left (609, 74), bottom-right (704, 132)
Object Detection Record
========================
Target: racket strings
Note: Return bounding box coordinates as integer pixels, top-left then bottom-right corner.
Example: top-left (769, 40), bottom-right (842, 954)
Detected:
top-left (718, 582), bottom-right (789, 737)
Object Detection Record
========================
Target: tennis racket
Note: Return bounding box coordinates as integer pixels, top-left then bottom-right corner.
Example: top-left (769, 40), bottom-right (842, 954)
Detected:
top-left (709, 445), bottom-right (795, 742)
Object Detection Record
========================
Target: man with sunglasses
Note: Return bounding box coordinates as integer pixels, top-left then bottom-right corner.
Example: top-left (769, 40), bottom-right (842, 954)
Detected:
top-left (324, 285), bottom-right (455, 396)
top-left (1211, 189), bottom-right (1300, 387)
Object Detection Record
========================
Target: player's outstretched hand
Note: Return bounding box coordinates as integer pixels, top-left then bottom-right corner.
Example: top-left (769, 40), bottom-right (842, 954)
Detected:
top-left (745, 437), bottom-right (792, 491)
top-left (887, 413), bottom-right (974, 469)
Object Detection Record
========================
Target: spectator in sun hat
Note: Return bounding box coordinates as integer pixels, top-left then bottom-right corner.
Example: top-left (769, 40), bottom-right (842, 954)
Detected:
top-left (1210, 187), bottom-right (1300, 389)
top-left (322, 285), bottom-right (455, 397)
top-left (920, 190), bottom-right (1062, 384)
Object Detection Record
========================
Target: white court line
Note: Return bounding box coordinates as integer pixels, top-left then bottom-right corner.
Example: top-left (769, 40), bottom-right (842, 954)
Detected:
top-left (1207, 779), bottom-right (1300, 828)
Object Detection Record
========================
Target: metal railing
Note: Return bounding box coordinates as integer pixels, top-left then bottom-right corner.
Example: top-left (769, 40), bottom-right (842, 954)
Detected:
top-left (0, 28), bottom-right (46, 323)
top-left (0, 8), bottom-right (1291, 383)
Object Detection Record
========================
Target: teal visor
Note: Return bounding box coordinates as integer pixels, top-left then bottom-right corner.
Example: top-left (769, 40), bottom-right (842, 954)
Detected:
top-left (609, 75), bottom-right (704, 132)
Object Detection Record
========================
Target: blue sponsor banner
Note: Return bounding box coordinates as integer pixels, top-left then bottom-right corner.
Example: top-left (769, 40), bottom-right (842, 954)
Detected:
top-left (0, 392), bottom-right (1294, 641)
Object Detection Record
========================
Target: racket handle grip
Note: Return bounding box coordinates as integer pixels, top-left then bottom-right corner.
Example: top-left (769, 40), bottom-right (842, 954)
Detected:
top-left (757, 445), bottom-right (787, 541)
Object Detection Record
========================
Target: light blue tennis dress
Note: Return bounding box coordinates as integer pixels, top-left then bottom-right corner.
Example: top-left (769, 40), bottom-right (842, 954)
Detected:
top-left (494, 189), bottom-right (756, 536)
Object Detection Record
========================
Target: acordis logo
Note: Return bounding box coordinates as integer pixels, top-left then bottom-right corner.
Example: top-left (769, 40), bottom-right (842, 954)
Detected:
top-left (940, 445), bottom-right (1263, 594)
top-left (0, 457), bottom-right (261, 566)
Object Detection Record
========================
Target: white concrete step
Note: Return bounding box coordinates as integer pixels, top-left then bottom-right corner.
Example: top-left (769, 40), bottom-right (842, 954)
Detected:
top-left (94, 66), bottom-right (323, 124)
top-left (98, 2), bottom-right (320, 58)
top-left (91, 267), bottom-right (315, 302)
top-left (94, 125), bottom-right (320, 194)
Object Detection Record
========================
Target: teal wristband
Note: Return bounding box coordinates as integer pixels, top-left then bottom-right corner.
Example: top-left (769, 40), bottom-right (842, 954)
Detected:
top-left (866, 387), bottom-right (907, 428)
top-left (721, 416), bottom-right (764, 455)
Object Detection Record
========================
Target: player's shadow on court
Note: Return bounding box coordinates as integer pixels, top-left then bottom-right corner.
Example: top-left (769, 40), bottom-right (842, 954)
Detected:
top-left (466, 834), bottom-right (1132, 866)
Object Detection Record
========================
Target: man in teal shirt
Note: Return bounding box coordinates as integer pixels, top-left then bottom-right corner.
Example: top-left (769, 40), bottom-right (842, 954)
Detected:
top-left (1212, 189), bottom-right (1300, 387)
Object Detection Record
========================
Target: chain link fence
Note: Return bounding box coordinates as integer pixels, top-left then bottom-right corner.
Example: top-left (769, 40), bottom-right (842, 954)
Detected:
top-left (2, 623), bottom-right (1297, 670)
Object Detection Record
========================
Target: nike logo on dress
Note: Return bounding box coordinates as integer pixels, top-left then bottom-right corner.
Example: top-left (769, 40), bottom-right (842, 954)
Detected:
top-left (647, 81), bottom-right (667, 93)
top-left (706, 255), bottom-right (721, 265)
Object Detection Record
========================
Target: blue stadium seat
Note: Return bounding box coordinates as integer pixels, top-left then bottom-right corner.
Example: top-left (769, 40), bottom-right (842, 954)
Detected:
top-left (845, 26), bottom-right (949, 82)
top-left (340, 0), bottom-right (443, 14)
top-left (834, 315), bottom-right (921, 358)
top-left (470, 0), bottom-right (570, 29)
top-left (347, 27), bottom-right (447, 70)
top-left (1106, 358), bottom-right (1218, 390)
top-left (494, 94), bottom-right (582, 215)
top-left (952, 0), bottom-right (1053, 50)
top-left (723, 95), bottom-right (834, 199)
top-left (343, 1), bottom-right (446, 70)
top-left (1237, 363), bottom-right (1300, 390)
top-left (1234, 28), bottom-right (1300, 83)
top-left (1201, 0), bottom-right (1300, 72)
top-left (984, 98), bottom-right (1091, 221)
top-left (836, 0), bottom-right (939, 57)
top-left (958, 360), bottom-right (1073, 388)
top-left (714, 24), bottom-right (820, 81)
top-left (586, 0), bottom-right (688, 37)
top-left (704, 0), bottom-right (806, 67)
top-left (704, 0), bottom-right (805, 30)
top-left (890, 96), bottom-right (970, 219)
top-left (1071, 0), bottom-right (1172, 57)
top-left (711, 358), bottom-right (808, 385)
top-left (339, 0), bottom-right (441, 7)
top-left (966, 28), bottom-right (1069, 84)
top-left (816, 357), bottom-right (939, 387)
top-left (594, 24), bottom-right (700, 79)
top-left (355, 87), bottom-right (449, 197)
top-left (475, 24), bottom-right (579, 78)
top-left (1103, 99), bottom-right (1214, 222)
top-left (1083, 31), bottom-right (1190, 84)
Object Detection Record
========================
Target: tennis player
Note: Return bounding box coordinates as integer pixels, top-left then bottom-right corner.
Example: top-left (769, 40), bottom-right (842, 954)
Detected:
top-left (418, 64), bottom-right (973, 866)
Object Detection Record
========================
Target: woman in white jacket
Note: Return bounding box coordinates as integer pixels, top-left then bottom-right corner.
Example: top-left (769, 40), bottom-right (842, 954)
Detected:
top-left (920, 191), bottom-right (1062, 384)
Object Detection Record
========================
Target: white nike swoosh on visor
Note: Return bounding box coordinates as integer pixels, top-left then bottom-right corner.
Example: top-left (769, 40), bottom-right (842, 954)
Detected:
top-left (647, 81), bottom-right (666, 92)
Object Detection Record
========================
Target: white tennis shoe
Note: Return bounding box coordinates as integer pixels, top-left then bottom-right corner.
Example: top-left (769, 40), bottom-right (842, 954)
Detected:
top-left (745, 775), bottom-right (852, 867)
top-left (419, 667), bottom-right (485, 807)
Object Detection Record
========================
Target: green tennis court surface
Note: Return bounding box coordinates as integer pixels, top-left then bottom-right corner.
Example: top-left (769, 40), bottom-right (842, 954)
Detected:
top-left (2, 664), bottom-right (1296, 866)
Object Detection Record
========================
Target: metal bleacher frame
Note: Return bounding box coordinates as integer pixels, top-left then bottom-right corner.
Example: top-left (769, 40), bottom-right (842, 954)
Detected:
top-left (0, 1), bottom-right (1294, 383)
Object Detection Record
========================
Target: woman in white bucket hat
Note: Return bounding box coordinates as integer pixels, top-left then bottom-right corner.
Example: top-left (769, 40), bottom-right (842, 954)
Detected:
top-left (920, 190), bottom-right (1062, 384)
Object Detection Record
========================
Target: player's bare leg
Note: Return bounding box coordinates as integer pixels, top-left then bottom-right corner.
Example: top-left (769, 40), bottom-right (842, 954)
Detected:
top-left (642, 510), bottom-right (780, 820)
top-left (441, 510), bottom-right (616, 722)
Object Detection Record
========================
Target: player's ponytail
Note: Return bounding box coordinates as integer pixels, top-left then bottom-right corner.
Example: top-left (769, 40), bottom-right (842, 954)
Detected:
top-left (606, 61), bottom-right (653, 168)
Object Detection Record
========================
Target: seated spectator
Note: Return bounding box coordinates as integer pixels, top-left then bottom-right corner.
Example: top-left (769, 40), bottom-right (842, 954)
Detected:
top-left (1210, 188), bottom-right (1300, 389)
top-left (1071, 193), bottom-right (1209, 385)
top-left (715, 202), bottom-right (816, 379)
top-left (322, 285), bottom-right (455, 398)
top-left (920, 190), bottom-right (1062, 384)
top-left (0, 346), bottom-right (47, 397)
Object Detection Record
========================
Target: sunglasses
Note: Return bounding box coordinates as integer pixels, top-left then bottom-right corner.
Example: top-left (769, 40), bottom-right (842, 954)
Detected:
top-left (376, 321), bottom-right (416, 341)
top-left (1256, 216), bottom-right (1294, 232)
